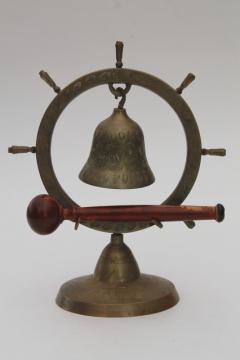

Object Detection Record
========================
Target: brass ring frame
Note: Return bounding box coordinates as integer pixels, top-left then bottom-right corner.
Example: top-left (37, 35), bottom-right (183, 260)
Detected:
top-left (36, 68), bottom-right (202, 233)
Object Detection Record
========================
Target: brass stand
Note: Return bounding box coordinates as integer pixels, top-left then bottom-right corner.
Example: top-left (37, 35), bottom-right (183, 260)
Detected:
top-left (56, 234), bottom-right (179, 317)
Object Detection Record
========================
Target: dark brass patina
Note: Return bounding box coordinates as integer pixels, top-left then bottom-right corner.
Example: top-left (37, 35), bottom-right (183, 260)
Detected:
top-left (34, 67), bottom-right (204, 233)
top-left (39, 70), bottom-right (61, 94)
top-left (115, 41), bottom-right (124, 68)
top-left (56, 233), bottom-right (179, 317)
top-left (176, 73), bottom-right (195, 94)
top-left (79, 108), bottom-right (155, 189)
top-left (8, 146), bottom-right (36, 154)
top-left (9, 41), bottom-right (226, 317)
top-left (201, 148), bottom-right (226, 156)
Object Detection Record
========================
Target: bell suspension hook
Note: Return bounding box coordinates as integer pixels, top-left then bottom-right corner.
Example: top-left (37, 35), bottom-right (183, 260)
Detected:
top-left (108, 83), bottom-right (131, 109)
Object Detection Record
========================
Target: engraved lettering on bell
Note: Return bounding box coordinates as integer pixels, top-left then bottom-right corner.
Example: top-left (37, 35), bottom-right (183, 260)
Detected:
top-left (79, 108), bottom-right (155, 189)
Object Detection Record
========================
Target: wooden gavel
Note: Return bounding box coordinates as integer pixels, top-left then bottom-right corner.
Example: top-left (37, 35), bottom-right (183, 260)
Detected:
top-left (26, 195), bottom-right (225, 235)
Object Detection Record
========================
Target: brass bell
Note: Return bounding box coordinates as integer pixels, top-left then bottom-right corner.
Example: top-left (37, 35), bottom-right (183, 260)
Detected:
top-left (79, 108), bottom-right (155, 189)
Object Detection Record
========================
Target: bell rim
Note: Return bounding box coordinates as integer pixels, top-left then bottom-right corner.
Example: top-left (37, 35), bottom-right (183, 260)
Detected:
top-left (79, 172), bottom-right (155, 190)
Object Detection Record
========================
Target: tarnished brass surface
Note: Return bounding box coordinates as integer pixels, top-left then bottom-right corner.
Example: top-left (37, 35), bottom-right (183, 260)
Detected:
top-left (56, 274), bottom-right (179, 317)
top-left (94, 233), bottom-right (140, 283)
top-left (201, 148), bottom-right (226, 156)
top-left (9, 42), bottom-right (225, 318)
top-left (81, 220), bottom-right (154, 234)
top-left (39, 70), bottom-right (61, 94)
top-left (115, 41), bottom-right (124, 68)
top-left (108, 83), bottom-right (131, 109)
top-left (79, 108), bottom-right (155, 189)
top-left (8, 146), bottom-right (36, 154)
top-left (56, 234), bottom-right (179, 317)
top-left (176, 73), bottom-right (195, 94)
top-left (36, 68), bottom-right (202, 233)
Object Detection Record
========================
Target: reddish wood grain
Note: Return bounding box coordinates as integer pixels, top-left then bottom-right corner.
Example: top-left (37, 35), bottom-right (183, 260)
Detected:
top-left (27, 195), bottom-right (224, 235)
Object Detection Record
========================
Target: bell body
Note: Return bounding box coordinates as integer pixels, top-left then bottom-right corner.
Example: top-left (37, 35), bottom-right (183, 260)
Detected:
top-left (79, 108), bottom-right (155, 189)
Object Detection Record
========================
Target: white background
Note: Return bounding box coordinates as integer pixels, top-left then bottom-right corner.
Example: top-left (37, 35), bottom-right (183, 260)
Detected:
top-left (1, 1), bottom-right (239, 359)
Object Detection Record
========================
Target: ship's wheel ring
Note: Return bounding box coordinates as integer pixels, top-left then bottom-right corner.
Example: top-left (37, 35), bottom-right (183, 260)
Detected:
top-left (36, 68), bottom-right (202, 233)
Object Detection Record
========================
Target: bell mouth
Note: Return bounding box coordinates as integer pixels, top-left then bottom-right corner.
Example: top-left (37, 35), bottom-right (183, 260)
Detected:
top-left (79, 171), bottom-right (155, 190)
top-left (79, 108), bottom-right (155, 189)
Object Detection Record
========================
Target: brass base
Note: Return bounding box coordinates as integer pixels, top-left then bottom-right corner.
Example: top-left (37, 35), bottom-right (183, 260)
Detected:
top-left (56, 234), bottom-right (179, 317)
top-left (56, 274), bottom-right (179, 317)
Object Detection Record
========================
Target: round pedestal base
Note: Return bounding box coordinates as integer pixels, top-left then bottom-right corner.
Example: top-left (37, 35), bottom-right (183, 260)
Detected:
top-left (56, 274), bottom-right (179, 317)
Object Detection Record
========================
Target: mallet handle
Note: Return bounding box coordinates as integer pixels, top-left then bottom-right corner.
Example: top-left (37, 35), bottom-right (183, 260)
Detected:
top-left (64, 204), bottom-right (224, 223)
top-left (27, 195), bottom-right (225, 235)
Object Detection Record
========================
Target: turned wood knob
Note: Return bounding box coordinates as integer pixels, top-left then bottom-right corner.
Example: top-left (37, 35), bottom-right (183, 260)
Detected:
top-left (27, 194), bottom-right (62, 235)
